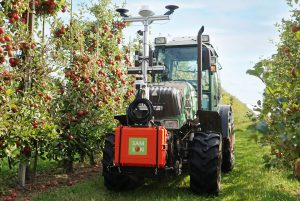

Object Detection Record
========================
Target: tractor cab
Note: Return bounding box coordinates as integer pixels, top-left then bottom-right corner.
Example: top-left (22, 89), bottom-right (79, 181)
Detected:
top-left (152, 36), bottom-right (221, 111)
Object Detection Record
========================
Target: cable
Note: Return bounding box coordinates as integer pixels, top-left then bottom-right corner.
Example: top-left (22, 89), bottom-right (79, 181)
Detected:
top-left (127, 98), bottom-right (154, 125)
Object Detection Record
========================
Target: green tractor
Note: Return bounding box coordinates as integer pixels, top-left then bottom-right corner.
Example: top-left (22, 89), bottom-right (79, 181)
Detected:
top-left (102, 6), bottom-right (235, 195)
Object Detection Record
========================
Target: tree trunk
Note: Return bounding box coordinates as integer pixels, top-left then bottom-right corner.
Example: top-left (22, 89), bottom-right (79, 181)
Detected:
top-left (63, 152), bottom-right (74, 173)
top-left (89, 151), bottom-right (95, 166)
top-left (18, 161), bottom-right (28, 187)
top-left (32, 140), bottom-right (38, 178)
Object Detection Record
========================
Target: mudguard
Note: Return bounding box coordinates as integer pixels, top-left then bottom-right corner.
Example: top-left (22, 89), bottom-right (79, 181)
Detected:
top-left (196, 110), bottom-right (222, 133)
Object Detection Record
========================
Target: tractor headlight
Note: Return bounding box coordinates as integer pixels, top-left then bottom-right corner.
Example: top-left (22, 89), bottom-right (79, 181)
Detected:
top-left (202, 35), bottom-right (210, 43)
top-left (155, 37), bottom-right (167, 45)
top-left (163, 120), bottom-right (179, 129)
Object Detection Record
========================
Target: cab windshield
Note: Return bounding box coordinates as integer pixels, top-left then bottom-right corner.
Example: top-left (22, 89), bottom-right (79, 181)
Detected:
top-left (155, 46), bottom-right (209, 90)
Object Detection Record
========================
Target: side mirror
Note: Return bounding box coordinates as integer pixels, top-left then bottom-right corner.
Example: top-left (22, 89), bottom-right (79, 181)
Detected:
top-left (202, 46), bottom-right (211, 70)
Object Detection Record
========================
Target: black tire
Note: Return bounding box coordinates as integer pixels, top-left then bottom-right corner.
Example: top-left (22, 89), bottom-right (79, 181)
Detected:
top-left (222, 132), bottom-right (235, 173)
top-left (189, 132), bottom-right (222, 195)
top-left (220, 106), bottom-right (235, 173)
top-left (102, 133), bottom-right (143, 191)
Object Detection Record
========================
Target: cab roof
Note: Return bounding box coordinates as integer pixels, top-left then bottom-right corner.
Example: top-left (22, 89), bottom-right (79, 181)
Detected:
top-left (155, 36), bottom-right (218, 57)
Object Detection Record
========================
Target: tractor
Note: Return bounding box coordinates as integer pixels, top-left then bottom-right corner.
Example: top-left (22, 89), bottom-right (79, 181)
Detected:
top-left (102, 5), bottom-right (235, 195)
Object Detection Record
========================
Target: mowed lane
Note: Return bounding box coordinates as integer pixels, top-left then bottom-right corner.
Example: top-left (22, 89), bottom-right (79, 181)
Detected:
top-left (31, 122), bottom-right (299, 201)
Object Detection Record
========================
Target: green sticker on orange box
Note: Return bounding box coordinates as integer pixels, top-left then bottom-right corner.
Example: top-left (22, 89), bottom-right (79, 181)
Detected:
top-left (128, 138), bottom-right (147, 155)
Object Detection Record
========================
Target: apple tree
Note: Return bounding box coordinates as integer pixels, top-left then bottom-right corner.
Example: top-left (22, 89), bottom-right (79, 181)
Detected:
top-left (47, 0), bottom-right (134, 172)
top-left (247, 1), bottom-right (300, 175)
top-left (0, 0), bottom-right (67, 185)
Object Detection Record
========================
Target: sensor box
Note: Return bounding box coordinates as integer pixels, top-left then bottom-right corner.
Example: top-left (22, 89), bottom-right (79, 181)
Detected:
top-left (114, 126), bottom-right (167, 168)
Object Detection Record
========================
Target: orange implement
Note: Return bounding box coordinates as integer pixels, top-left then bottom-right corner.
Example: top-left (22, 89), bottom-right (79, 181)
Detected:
top-left (114, 126), bottom-right (167, 168)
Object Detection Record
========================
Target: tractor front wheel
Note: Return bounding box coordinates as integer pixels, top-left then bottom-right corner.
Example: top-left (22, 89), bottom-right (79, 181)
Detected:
top-left (102, 133), bottom-right (143, 191)
top-left (189, 131), bottom-right (222, 195)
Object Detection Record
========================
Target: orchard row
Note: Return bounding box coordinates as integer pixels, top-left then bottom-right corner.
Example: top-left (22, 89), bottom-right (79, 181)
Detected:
top-left (0, 0), bottom-right (134, 173)
top-left (247, 2), bottom-right (300, 176)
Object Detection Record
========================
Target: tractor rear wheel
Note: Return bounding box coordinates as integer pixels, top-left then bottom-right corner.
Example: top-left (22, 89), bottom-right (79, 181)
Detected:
top-left (102, 133), bottom-right (143, 191)
top-left (220, 106), bottom-right (235, 172)
top-left (189, 131), bottom-right (222, 195)
top-left (222, 133), bottom-right (235, 172)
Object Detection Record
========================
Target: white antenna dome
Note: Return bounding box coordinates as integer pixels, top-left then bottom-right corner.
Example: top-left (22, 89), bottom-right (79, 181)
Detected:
top-left (139, 5), bottom-right (155, 17)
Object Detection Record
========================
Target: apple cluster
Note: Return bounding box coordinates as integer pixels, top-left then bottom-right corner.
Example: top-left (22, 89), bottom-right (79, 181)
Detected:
top-left (0, 27), bottom-right (20, 67)
top-left (35, 0), bottom-right (66, 16)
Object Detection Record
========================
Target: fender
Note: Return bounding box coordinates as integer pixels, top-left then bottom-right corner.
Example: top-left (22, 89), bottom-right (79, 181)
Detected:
top-left (196, 110), bottom-right (222, 134)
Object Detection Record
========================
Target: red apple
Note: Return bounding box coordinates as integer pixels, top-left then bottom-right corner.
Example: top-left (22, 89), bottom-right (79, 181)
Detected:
top-left (61, 6), bottom-right (67, 13)
top-left (52, 180), bottom-right (58, 186)
top-left (115, 55), bottom-right (121, 61)
top-left (4, 196), bottom-right (13, 201)
top-left (9, 18), bottom-right (15, 24)
top-left (10, 191), bottom-right (17, 198)
top-left (9, 58), bottom-right (15, 64)
top-left (59, 87), bottom-right (64, 94)
top-left (291, 67), bottom-right (297, 78)
top-left (0, 46), bottom-right (3, 53)
top-left (0, 56), bottom-right (5, 63)
top-left (8, 50), bottom-right (14, 57)
top-left (45, 94), bottom-right (53, 101)
top-left (14, 15), bottom-right (20, 21)
top-left (30, 43), bottom-right (36, 49)
top-left (291, 25), bottom-right (300, 33)
top-left (103, 97), bottom-right (108, 104)
top-left (6, 44), bottom-right (12, 51)
top-left (68, 115), bottom-right (76, 121)
top-left (0, 27), bottom-right (4, 35)
top-left (60, 26), bottom-right (66, 34)
top-left (0, 37), bottom-right (5, 43)
top-left (84, 77), bottom-right (90, 83)
top-left (21, 146), bottom-right (31, 156)
top-left (67, 180), bottom-right (73, 186)
top-left (32, 120), bottom-right (38, 129)
top-left (295, 160), bottom-right (300, 176)
top-left (9, 58), bottom-right (18, 67)
top-left (20, 42), bottom-right (29, 50)
top-left (77, 110), bottom-right (84, 116)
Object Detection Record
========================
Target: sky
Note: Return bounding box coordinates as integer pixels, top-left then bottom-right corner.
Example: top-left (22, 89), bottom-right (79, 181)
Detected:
top-left (72, 0), bottom-right (293, 106)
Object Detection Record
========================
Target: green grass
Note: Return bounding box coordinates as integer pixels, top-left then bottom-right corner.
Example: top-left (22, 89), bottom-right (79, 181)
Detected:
top-left (0, 158), bottom-right (58, 193)
top-left (31, 128), bottom-right (299, 201)
top-left (31, 93), bottom-right (300, 201)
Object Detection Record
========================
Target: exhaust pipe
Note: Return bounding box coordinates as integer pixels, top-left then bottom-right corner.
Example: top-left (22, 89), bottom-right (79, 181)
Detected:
top-left (197, 26), bottom-right (204, 111)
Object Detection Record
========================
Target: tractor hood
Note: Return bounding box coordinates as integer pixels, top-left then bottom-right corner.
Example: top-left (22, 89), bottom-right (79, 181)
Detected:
top-left (149, 81), bottom-right (197, 128)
